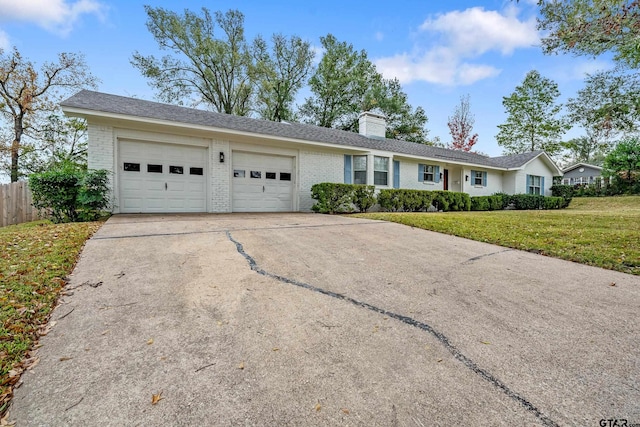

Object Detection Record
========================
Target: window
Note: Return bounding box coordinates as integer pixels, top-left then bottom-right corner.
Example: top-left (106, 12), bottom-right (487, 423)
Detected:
top-left (423, 165), bottom-right (435, 182)
top-left (280, 172), bottom-right (291, 181)
top-left (234, 170), bottom-right (245, 178)
top-left (266, 172), bottom-right (276, 179)
top-left (250, 171), bottom-right (261, 179)
top-left (374, 156), bottom-right (389, 186)
top-left (473, 171), bottom-right (483, 186)
top-left (169, 166), bottom-right (183, 174)
top-left (147, 164), bottom-right (162, 173)
top-left (124, 162), bottom-right (140, 172)
top-left (528, 175), bottom-right (542, 195)
top-left (471, 170), bottom-right (486, 187)
top-left (353, 155), bottom-right (367, 184)
top-left (189, 167), bottom-right (203, 176)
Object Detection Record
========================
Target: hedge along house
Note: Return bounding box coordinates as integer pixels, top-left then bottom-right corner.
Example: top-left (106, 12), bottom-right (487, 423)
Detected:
top-left (60, 90), bottom-right (563, 214)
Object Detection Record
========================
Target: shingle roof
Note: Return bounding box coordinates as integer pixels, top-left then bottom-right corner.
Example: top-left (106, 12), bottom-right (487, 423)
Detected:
top-left (61, 90), bottom-right (540, 170)
top-left (491, 151), bottom-right (545, 168)
top-left (562, 162), bottom-right (603, 173)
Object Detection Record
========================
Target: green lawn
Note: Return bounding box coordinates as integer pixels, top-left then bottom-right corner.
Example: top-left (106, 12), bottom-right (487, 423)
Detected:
top-left (0, 220), bottom-right (103, 416)
top-left (355, 196), bottom-right (640, 276)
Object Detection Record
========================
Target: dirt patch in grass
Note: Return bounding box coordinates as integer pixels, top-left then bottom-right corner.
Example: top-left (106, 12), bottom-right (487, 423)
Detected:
top-left (355, 196), bottom-right (640, 275)
top-left (0, 220), bottom-right (103, 418)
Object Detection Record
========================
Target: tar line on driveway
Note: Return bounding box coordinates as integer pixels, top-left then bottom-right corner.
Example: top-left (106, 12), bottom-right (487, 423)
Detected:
top-left (226, 230), bottom-right (558, 427)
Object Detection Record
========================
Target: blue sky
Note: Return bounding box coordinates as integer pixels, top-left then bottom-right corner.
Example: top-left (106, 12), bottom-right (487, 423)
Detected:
top-left (0, 0), bottom-right (612, 157)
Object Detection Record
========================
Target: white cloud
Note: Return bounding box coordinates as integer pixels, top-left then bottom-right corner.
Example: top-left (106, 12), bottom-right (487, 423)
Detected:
top-left (0, 28), bottom-right (9, 50)
top-left (311, 45), bottom-right (325, 65)
top-left (376, 6), bottom-right (538, 86)
top-left (0, 0), bottom-right (105, 36)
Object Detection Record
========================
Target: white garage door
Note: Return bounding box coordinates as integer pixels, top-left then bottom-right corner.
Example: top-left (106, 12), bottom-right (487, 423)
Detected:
top-left (119, 140), bottom-right (207, 213)
top-left (232, 152), bottom-right (294, 212)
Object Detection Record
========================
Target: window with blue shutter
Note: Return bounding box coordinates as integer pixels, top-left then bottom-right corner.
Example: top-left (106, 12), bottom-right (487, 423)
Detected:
top-left (344, 155), bottom-right (352, 184)
top-left (434, 166), bottom-right (440, 183)
top-left (471, 170), bottom-right (484, 186)
top-left (393, 160), bottom-right (400, 189)
top-left (418, 164), bottom-right (425, 182)
top-left (527, 174), bottom-right (542, 195)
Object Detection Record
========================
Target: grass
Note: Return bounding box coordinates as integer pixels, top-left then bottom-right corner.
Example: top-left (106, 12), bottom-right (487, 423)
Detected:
top-left (355, 196), bottom-right (640, 275)
top-left (0, 220), bottom-right (103, 417)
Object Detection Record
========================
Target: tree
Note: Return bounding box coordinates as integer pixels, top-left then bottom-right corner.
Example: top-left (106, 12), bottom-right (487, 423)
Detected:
top-left (496, 70), bottom-right (568, 156)
top-left (131, 7), bottom-right (253, 115)
top-left (567, 68), bottom-right (640, 138)
top-left (252, 34), bottom-right (315, 122)
top-left (447, 94), bottom-right (478, 151)
top-left (561, 134), bottom-right (608, 165)
top-left (299, 34), bottom-right (430, 143)
top-left (602, 137), bottom-right (640, 183)
top-left (298, 34), bottom-right (375, 129)
top-left (537, 0), bottom-right (640, 69)
top-left (0, 48), bottom-right (97, 182)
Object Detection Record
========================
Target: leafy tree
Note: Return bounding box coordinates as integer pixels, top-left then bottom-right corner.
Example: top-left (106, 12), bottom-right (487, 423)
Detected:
top-left (537, 0), bottom-right (640, 68)
top-left (131, 7), bottom-right (253, 115)
top-left (602, 137), bottom-right (640, 183)
top-left (299, 34), bottom-right (375, 129)
top-left (561, 134), bottom-right (608, 165)
top-left (252, 34), bottom-right (315, 122)
top-left (567, 68), bottom-right (640, 139)
top-left (299, 34), bottom-right (430, 143)
top-left (496, 70), bottom-right (568, 156)
top-left (447, 94), bottom-right (478, 151)
top-left (0, 47), bottom-right (96, 182)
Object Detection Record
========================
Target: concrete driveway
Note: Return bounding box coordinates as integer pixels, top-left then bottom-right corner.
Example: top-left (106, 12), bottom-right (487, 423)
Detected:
top-left (9, 213), bottom-right (640, 426)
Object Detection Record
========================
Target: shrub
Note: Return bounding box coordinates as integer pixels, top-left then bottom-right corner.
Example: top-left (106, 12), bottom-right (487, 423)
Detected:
top-left (311, 183), bottom-right (354, 214)
top-left (352, 185), bottom-right (376, 213)
top-left (550, 184), bottom-right (573, 207)
top-left (77, 169), bottom-right (111, 221)
top-left (29, 167), bottom-right (110, 223)
top-left (378, 189), bottom-right (469, 212)
top-left (470, 195), bottom-right (506, 211)
top-left (504, 194), bottom-right (565, 210)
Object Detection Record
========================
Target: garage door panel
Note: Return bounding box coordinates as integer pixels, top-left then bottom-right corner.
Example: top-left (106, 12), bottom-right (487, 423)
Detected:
top-left (232, 151), bottom-right (294, 212)
top-left (119, 141), bottom-right (207, 213)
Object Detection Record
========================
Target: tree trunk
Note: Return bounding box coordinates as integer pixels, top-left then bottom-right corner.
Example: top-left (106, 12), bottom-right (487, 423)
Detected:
top-left (11, 115), bottom-right (24, 183)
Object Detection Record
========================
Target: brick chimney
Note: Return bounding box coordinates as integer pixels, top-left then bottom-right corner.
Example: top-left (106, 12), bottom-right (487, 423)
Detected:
top-left (358, 111), bottom-right (386, 139)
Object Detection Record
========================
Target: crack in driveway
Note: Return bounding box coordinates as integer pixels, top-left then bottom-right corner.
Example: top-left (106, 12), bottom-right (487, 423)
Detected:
top-left (226, 230), bottom-right (558, 427)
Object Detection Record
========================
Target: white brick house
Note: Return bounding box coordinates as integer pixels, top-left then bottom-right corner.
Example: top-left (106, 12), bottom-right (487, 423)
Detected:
top-left (61, 91), bottom-right (563, 214)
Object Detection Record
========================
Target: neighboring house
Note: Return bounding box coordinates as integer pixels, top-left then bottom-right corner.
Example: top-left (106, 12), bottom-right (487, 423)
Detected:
top-left (60, 90), bottom-right (563, 214)
top-left (561, 163), bottom-right (605, 185)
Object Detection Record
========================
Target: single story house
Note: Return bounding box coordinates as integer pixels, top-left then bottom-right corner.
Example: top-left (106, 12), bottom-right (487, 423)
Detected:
top-left (61, 90), bottom-right (563, 214)
top-left (561, 163), bottom-right (605, 185)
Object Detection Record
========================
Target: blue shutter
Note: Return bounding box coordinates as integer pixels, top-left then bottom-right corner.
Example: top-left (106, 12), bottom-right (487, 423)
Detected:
top-left (482, 171), bottom-right (487, 187)
top-left (344, 155), bottom-right (352, 184)
top-left (435, 166), bottom-right (440, 183)
top-left (541, 176), bottom-right (545, 196)
top-left (418, 164), bottom-right (424, 182)
top-left (393, 160), bottom-right (400, 189)
top-left (526, 174), bottom-right (531, 194)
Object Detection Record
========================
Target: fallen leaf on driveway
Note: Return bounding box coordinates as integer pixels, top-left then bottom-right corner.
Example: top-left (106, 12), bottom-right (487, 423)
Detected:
top-left (481, 341), bottom-right (491, 345)
top-left (101, 330), bottom-right (110, 335)
top-left (272, 347), bottom-right (279, 352)
top-left (147, 338), bottom-right (154, 345)
top-left (610, 282), bottom-right (616, 287)
top-left (341, 408), bottom-right (350, 415)
top-left (238, 361), bottom-right (244, 370)
top-left (151, 391), bottom-right (163, 405)
top-left (315, 403), bottom-right (321, 412)
top-left (59, 357), bottom-right (73, 362)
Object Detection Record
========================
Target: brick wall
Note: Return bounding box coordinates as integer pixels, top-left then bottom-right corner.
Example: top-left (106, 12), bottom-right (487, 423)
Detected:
top-left (298, 150), bottom-right (344, 211)
top-left (210, 139), bottom-right (231, 212)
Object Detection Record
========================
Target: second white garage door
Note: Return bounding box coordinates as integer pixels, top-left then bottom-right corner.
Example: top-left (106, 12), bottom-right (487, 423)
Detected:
top-left (232, 152), bottom-right (294, 212)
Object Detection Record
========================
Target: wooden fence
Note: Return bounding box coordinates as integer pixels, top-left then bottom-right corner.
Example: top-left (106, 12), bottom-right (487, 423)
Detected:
top-left (0, 181), bottom-right (42, 228)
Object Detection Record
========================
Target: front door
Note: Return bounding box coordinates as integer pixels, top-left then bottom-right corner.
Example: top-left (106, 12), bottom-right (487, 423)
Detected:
top-left (443, 169), bottom-right (449, 191)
